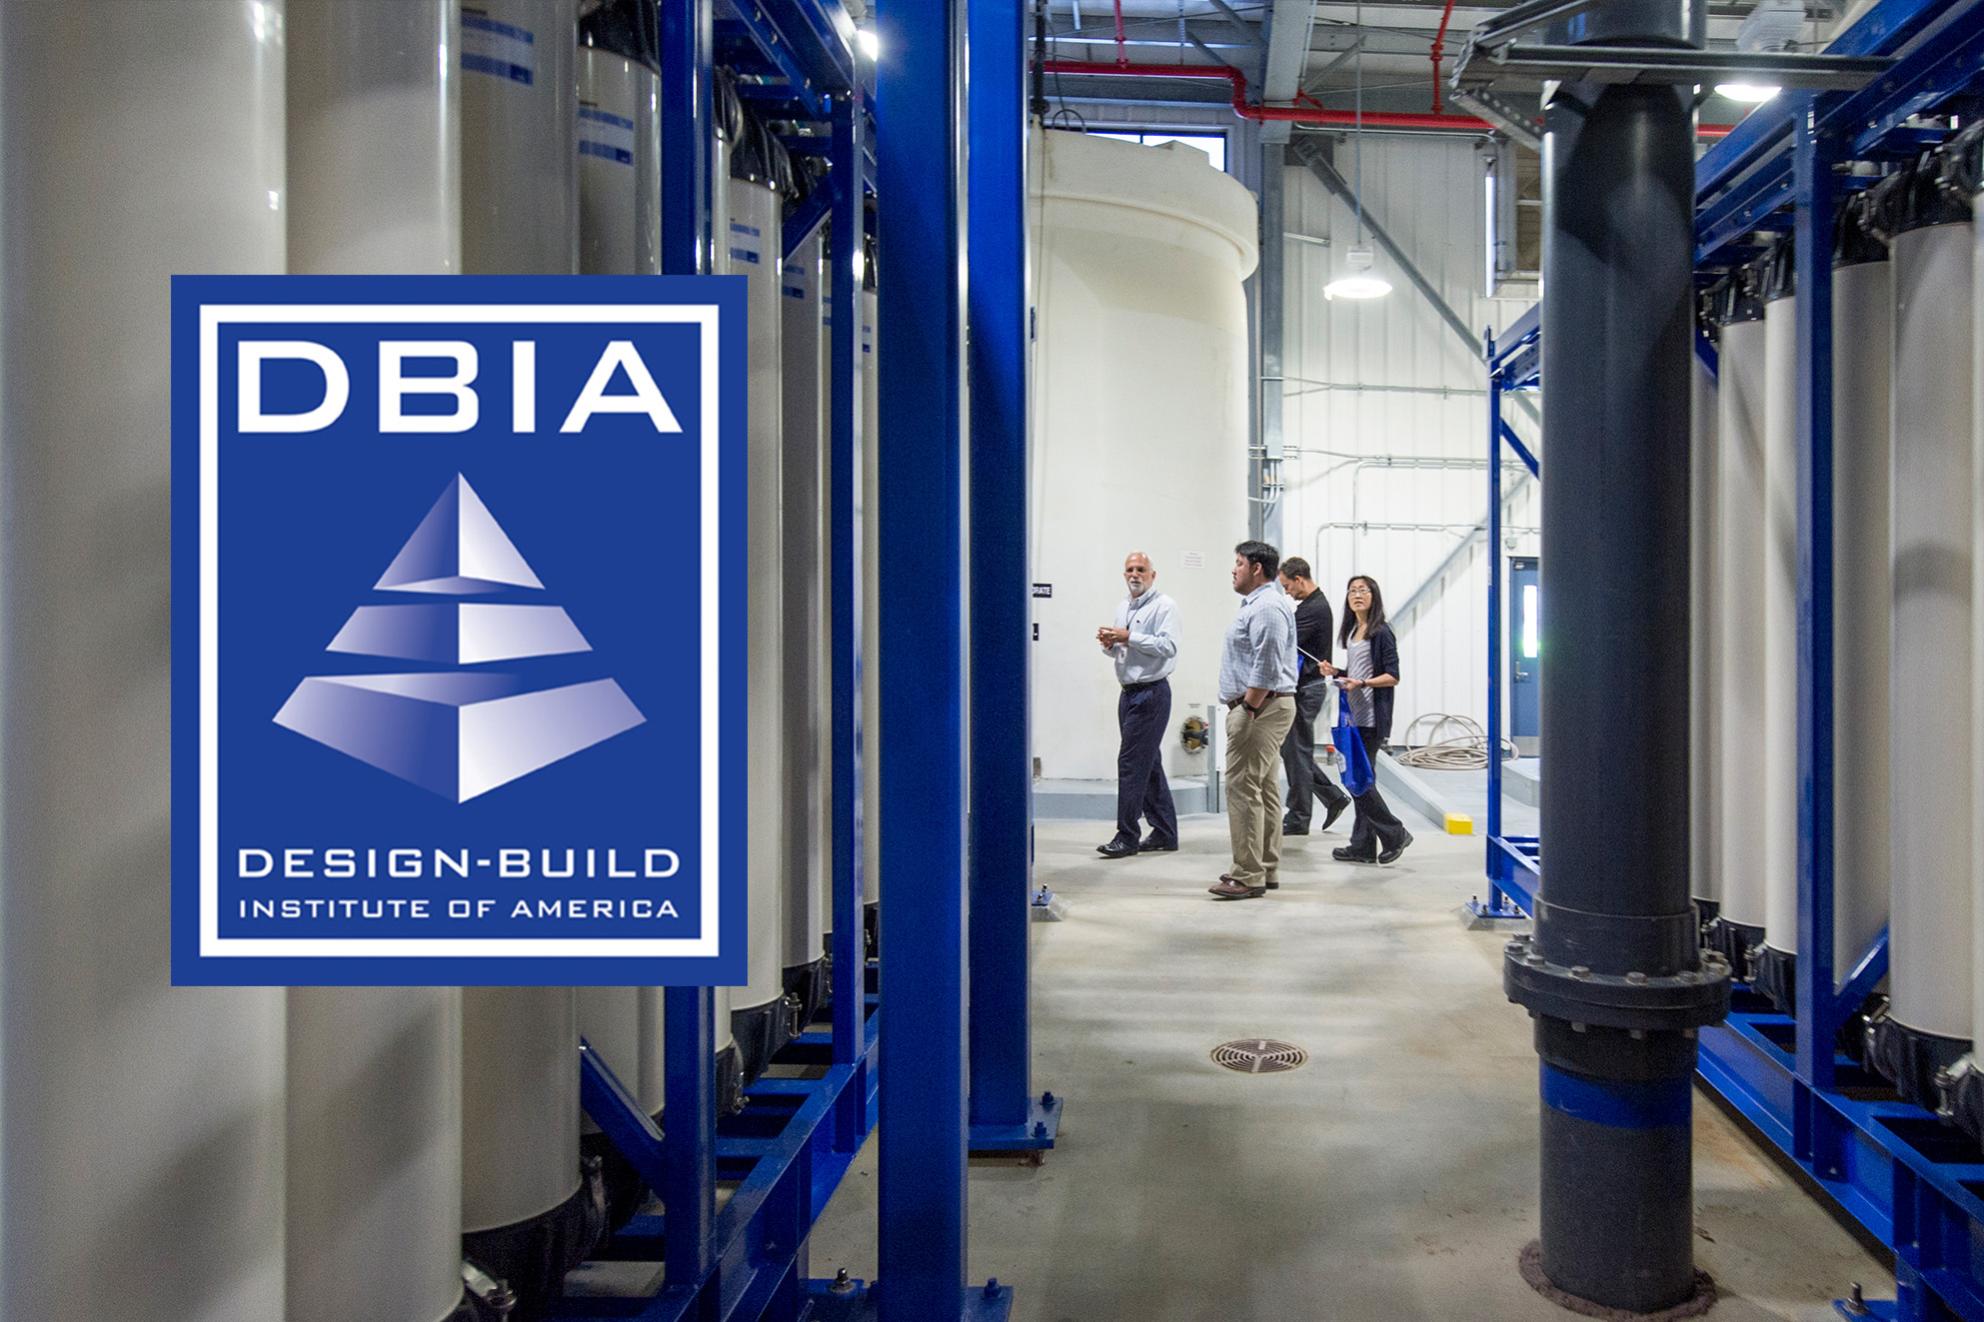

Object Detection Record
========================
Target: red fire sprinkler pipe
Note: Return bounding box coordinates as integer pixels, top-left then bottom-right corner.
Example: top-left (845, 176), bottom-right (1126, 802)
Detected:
top-left (1112, 0), bottom-right (1129, 67)
top-left (1430, 0), bottom-right (1459, 113)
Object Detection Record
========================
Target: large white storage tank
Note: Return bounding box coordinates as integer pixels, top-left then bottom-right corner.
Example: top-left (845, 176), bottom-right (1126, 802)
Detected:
top-left (1029, 129), bottom-right (1258, 789)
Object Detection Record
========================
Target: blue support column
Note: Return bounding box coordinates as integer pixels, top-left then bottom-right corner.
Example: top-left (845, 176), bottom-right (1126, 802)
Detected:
top-left (965, 0), bottom-right (1058, 1156)
top-left (873, 2), bottom-right (980, 1319)
top-left (658, 0), bottom-right (717, 1296)
top-left (1791, 118), bottom-right (1840, 1097)
top-left (1484, 344), bottom-right (1508, 912)
top-left (828, 86), bottom-right (867, 1092)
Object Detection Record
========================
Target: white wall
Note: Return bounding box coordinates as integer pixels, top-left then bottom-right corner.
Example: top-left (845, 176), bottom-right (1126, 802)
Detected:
top-left (1278, 135), bottom-right (1538, 743)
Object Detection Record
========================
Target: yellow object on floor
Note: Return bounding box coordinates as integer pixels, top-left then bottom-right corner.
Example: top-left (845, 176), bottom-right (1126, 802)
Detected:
top-left (1445, 813), bottom-right (1475, 836)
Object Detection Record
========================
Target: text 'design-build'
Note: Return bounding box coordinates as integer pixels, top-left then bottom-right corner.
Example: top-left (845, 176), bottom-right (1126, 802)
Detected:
top-left (170, 276), bottom-right (747, 986)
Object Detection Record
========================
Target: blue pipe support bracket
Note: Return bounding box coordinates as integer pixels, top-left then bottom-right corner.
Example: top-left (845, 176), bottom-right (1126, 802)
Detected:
top-left (558, 996), bottom-right (886, 1321)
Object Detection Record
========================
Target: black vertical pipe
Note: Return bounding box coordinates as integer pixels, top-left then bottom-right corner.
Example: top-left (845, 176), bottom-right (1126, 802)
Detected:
top-left (1504, 2), bottom-right (1731, 1312)
top-left (1540, 71), bottom-right (1695, 950)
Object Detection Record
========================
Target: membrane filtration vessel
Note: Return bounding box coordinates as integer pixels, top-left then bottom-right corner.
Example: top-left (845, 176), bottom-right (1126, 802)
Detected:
top-left (458, 4), bottom-right (599, 1314)
top-left (1868, 158), bottom-right (1977, 1107)
top-left (285, 2), bottom-right (469, 1318)
top-left (574, 14), bottom-right (666, 1229)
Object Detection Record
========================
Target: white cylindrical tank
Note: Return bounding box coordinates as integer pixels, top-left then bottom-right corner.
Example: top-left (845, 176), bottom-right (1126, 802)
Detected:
top-left (1028, 129), bottom-right (1258, 789)
top-left (575, 34), bottom-right (666, 1139)
top-left (284, 4), bottom-right (466, 1320)
top-left (1832, 204), bottom-right (1893, 990)
top-left (462, 0), bottom-right (579, 274)
top-left (578, 41), bottom-right (661, 279)
top-left (1884, 171), bottom-right (1975, 1083)
top-left (0, 6), bottom-right (287, 1321)
top-left (1715, 286), bottom-right (1769, 958)
top-left (458, 1), bottom-right (589, 1301)
top-left (783, 227), bottom-right (831, 1014)
top-left (1759, 250), bottom-right (1801, 993)
top-left (728, 120), bottom-right (789, 1077)
top-left (1689, 341), bottom-right (1721, 917)
top-left (862, 277), bottom-right (882, 920)
top-left (462, 987), bottom-right (584, 1234)
top-left (710, 79), bottom-right (740, 1077)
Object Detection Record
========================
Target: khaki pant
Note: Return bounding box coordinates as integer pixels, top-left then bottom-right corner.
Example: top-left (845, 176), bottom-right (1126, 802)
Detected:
top-left (1225, 695), bottom-right (1297, 887)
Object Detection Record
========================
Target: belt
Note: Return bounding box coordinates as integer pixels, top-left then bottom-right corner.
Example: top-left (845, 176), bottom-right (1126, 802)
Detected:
top-left (1121, 677), bottom-right (1170, 693)
top-left (1226, 692), bottom-right (1292, 711)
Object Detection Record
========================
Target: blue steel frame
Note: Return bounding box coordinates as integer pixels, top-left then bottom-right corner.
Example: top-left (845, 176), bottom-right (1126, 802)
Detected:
top-left (1481, 307), bottom-right (1540, 924)
top-left (1485, 4), bottom-right (1984, 1317)
top-left (967, 0), bottom-right (1064, 1159)
top-left (551, 0), bottom-right (1025, 1317)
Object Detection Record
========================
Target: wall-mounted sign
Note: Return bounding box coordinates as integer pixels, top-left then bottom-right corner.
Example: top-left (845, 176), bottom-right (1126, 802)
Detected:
top-left (1032, 583), bottom-right (1053, 598)
top-left (171, 275), bottom-right (746, 987)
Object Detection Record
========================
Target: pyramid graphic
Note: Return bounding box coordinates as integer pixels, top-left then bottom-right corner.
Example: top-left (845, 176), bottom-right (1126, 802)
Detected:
top-left (274, 474), bottom-right (647, 803)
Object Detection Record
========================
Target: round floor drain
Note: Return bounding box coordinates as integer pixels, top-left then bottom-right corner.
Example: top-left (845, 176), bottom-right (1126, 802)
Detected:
top-left (1211, 1039), bottom-right (1308, 1074)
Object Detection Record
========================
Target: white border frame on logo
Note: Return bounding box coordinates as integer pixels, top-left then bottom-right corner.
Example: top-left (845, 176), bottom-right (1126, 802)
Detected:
top-left (199, 304), bottom-right (721, 960)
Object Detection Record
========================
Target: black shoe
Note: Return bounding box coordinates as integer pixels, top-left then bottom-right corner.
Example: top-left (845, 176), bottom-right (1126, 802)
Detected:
top-left (1096, 838), bottom-right (1139, 859)
top-left (1281, 819), bottom-right (1309, 836)
top-left (1319, 797), bottom-right (1349, 833)
top-left (1264, 877), bottom-right (1280, 890)
top-left (1378, 833), bottom-right (1414, 866)
top-left (1139, 834), bottom-right (1179, 852)
top-left (1333, 845), bottom-right (1377, 864)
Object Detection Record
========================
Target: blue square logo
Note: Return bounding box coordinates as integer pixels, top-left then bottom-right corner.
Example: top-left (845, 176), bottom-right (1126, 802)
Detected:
top-left (171, 275), bottom-right (748, 986)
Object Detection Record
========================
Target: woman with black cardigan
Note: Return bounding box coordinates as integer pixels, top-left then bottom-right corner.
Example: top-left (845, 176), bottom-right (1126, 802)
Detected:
top-left (1320, 575), bottom-right (1414, 865)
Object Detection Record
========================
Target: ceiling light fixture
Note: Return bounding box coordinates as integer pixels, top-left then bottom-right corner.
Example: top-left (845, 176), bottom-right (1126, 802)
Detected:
top-left (1714, 81), bottom-right (1781, 103)
top-left (1325, 245), bottom-right (1393, 301)
top-left (1327, 0), bottom-right (1392, 303)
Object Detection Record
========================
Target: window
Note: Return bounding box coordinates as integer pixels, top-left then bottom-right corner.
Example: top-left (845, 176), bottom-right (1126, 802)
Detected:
top-left (1090, 130), bottom-right (1227, 173)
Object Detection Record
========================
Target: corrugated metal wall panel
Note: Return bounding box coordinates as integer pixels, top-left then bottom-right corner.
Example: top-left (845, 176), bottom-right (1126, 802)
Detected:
top-left (1280, 136), bottom-right (1539, 742)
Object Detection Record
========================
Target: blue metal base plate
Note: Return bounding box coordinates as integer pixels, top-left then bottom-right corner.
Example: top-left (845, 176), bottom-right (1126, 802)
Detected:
top-left (1835, 1299), bottom-right (1897, 1320)
top-left (1460, 896), bottom-right (1530, 931)
top-left (969, 1093), bottom-right (1063, 1154)
top-left (806, 1282), bottom-right (1014, 1320)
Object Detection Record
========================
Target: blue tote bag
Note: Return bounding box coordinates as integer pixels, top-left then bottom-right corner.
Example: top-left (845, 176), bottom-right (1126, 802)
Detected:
top-left (1332, 687), bottom-right (1374, 798)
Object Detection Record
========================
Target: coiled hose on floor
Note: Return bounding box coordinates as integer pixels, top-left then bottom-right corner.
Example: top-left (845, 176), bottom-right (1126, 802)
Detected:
top-left (1391, 713), bottom-right (1518, 771)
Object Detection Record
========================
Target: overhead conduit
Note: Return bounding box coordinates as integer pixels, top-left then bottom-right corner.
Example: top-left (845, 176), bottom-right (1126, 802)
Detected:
top-left (1041, 58), bottom-right (1736, 139)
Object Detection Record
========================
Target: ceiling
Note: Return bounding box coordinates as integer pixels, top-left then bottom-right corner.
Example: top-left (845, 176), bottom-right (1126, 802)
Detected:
top-left (1036, 1), bottom-right (1849, 123)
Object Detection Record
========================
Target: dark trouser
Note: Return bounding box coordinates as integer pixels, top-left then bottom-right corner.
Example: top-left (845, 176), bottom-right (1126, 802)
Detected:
top-left (1115, 678), bottom-right (1177, 844)
top-left (1281, 681), bottom-right (1352, 828)
top-left (1347, 727), bottom-right (1409, 854)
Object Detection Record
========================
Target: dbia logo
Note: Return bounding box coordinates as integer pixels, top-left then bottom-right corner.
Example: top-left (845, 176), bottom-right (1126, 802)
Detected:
top-left (274, 473), bottom-right (646, 803)
top-left (171, 276), bottom-right (748, 987)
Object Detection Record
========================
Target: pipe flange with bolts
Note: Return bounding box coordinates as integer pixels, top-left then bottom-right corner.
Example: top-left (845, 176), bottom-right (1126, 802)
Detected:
top-left (1504, 938), bottom-right (1734, 1033)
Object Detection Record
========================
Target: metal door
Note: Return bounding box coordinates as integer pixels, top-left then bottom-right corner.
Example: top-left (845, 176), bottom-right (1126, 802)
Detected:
top-left (1509, 556), bottom-right (1540, 753)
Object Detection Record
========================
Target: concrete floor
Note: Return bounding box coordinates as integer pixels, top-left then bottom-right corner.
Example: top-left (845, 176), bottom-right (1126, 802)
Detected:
top-left (807, 813), bottom-right (1892, 1322)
